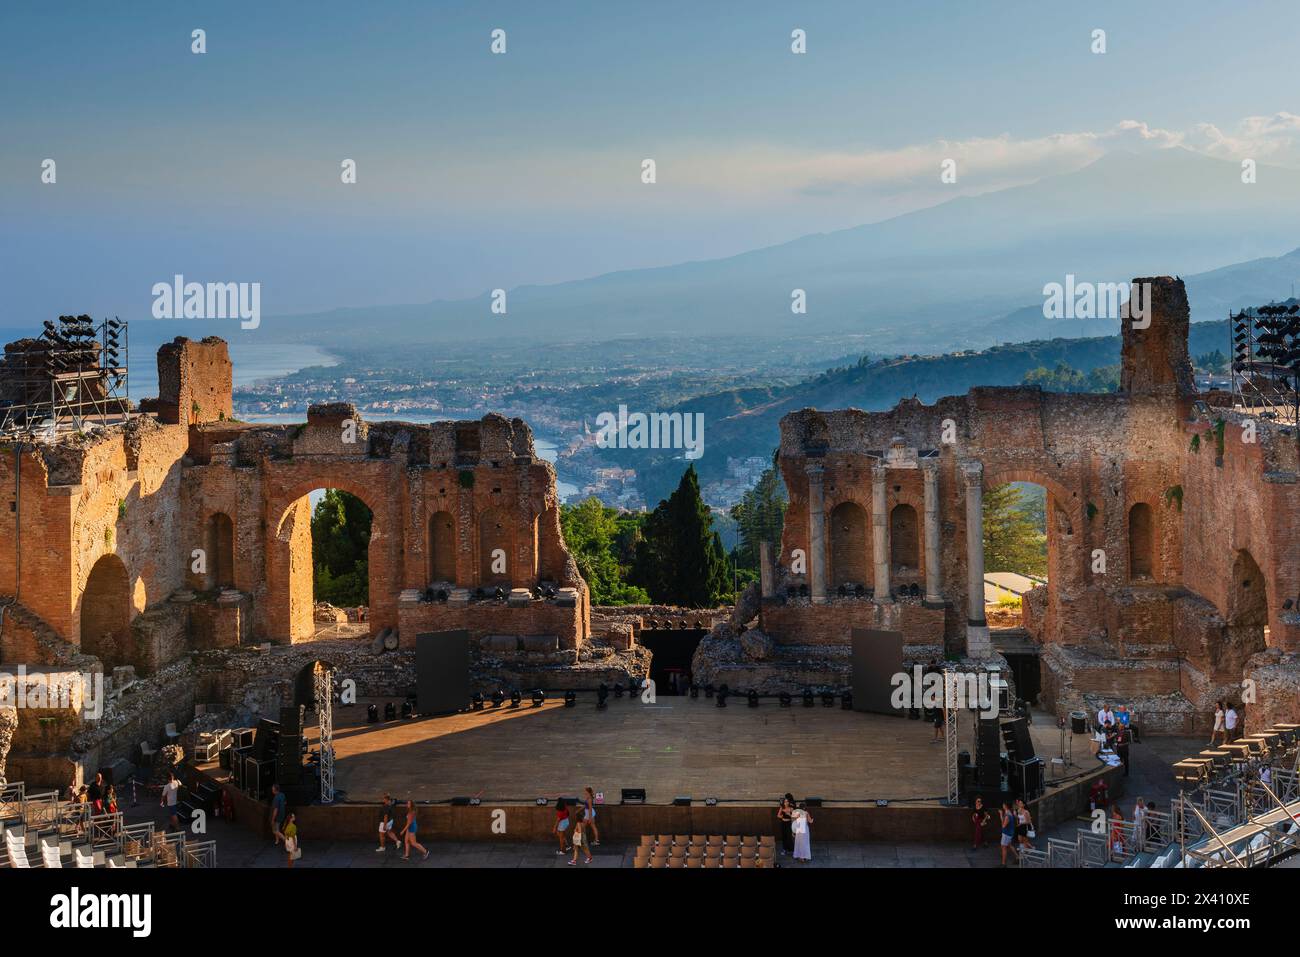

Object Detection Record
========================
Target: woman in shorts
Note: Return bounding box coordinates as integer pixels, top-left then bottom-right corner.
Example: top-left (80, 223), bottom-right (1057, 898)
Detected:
top-left (400, 800), bottom-right (429, 861)
top-left (554, 797), bottom-right (571, 854)
top-left (999, 802), bottom-right (1018, 866)
top-left (583, 787), bottom-right (601, 846)
top-left (568, 808), bottom-right (593, 865)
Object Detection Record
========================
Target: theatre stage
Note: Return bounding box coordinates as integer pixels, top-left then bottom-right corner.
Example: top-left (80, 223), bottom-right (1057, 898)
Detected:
top-left (305, 693), bottom-right (1064, 805)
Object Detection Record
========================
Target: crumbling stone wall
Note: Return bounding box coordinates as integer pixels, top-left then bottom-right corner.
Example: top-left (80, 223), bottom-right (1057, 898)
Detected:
top-left (144, 336), bottom-right (233, 426)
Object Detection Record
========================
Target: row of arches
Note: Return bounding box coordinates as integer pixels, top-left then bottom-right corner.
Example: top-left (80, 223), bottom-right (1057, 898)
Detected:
top-left (828, 501), bottom-right (921, 588)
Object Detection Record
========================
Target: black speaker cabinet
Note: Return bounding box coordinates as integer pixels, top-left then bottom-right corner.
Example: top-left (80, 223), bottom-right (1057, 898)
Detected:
top-left (276, 733), bottom-right (303, 785)
top-left (976, 718), bottom-right (1002, 787)
top-left (1001, 717), bottom-right (1036, 763)
top-left (279, 705), bottom-right (305, 736)
top-left (416, 630), bottom-right (472, 715)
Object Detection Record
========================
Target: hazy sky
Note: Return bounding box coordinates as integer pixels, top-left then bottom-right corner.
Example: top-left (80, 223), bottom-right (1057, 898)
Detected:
top-left (3, 0), bottom-right (1300, 322)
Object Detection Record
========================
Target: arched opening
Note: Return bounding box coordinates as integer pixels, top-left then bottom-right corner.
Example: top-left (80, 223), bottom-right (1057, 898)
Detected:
top-left (829, 501), bottom-right (868, 588)
top-left (275, 488), bottom-right (375, 641)
top-left (81, 554), bottom-right (131, 668)
top-left (1225, 550), bottom-right (1269, 667)
top-left (478, 507), bottom-right (512, 586)
top-left (1128, 503), bottom-right (1155, 580)
top-left (983, 483), bottom-right (1047, 579)
top-left (427, 510), bottom-right (457, 584)
top-left (205, 512), bottom-right (235, 589)
top-left (890, 503), bottom-right (920, 572)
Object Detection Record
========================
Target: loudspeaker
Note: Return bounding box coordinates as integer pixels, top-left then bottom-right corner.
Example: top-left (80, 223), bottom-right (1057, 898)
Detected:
top-left (976, 717), bottom-right (1002, 788)
top-left (279, 705), bottom-right (305, 736)
top-left (1001, 717), bottom-right (1036, 763)
top-left (416, 630), bottom-right (472, 715)
top-left (850, 628), bottom-right (905, 715)
top-left (1010, 757), bottom-right (1044, 800)
top-left (252, 718), bottom-right (281, 762)
top-left (276, 733), bottom-right (303, 785)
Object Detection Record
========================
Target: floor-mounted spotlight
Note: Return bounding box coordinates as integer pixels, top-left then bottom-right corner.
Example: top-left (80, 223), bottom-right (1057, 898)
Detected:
top-left (564, 690), bottom-right (576, 708)
top-left (531, 690), bottom-right (546, 708)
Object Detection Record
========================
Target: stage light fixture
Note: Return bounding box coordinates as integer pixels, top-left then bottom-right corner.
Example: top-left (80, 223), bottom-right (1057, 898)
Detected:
top-left (469, 797), bottom-right (482, 806)
top-left (471, 692), bottom-right (485, 711)
top-left (564, 690), bottom-right (576, 708)
top-left (779, 691), bottom-right (792, 707)
top-left (400, 701), bottom-right (413, 719)
top-left (536, 797), bottom-right (548, 806)
top-left (689, 683), bottom-right (699, 699)
top-left (491, 689), bottom-right (505, 708)
top-left (383, 702), bottom-right (397, 721)
top-left (672, 796), bottom-right (691, 806)
top-left (842, 692), bottom-right (853, 710)
top-left (821, 692), bottom-right (835, 707)
top-left (704, 683), bottom-right (715, 698)
top-left (510, 689), bottom-right (522, 707)
top-left (716, 689), bottom-right (727, 708)
top-left (621, 788), bottom-right (646, 805)
top-left (597, 684), bottom-right (609, 710)
top-left (531, 690), bottom-right (546, 707)
top-left (367, 703), bottom-right (379, 723)
top-left (747, 689), bottom-right (759, 708)
top-left (802, 690), bottom-right (814, 708)
top-left (613, 682), bottom-right (624, 698)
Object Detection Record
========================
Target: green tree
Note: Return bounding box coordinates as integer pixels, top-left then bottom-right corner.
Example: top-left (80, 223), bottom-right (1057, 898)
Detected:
top-left (982, 483), bottom-right (1047, 577)
top-left (311, 489), bottom-right (371, 606)
top-left (730, 458), bottom-right (787, 571)
top-left (560, 497), bottom-right (650, 605)
top-left (632, 464), bottom-right (731, 606)
top-left (1196, 349), bottom-right (1228, 373)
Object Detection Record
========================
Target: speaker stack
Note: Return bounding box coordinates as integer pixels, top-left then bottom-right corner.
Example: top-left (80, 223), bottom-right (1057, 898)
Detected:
top-left (276, 706), bottom-right (305, 786)
top-left (1001, 716), bottom-right (1043, 800)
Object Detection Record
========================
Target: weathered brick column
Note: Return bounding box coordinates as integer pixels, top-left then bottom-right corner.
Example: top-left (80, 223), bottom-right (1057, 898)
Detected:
top-left (922, 458), bottom-right (943, 606)
top-left (961, 460), bottom-right (991, 658)
top-left (872, 463), bottom-right (891, 602)
top-left (806, 463), bottom-right (826, 603)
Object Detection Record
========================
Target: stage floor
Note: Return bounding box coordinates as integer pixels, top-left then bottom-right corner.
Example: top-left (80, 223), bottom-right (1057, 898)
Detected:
top-left (307, 694), bottom-right (1074, 805)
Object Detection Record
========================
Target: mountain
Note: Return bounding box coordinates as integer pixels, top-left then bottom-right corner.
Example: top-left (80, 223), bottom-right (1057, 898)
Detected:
top-left (244, 148), bottom-right (1300, 353)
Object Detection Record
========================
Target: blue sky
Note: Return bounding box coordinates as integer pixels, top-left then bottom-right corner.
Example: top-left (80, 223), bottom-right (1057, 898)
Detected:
top-left (3, 0), bottom-right (1299, 322)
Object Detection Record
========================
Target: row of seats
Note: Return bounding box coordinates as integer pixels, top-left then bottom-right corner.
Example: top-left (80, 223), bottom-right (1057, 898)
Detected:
top-left (634, 834), bottom-right (777, 868)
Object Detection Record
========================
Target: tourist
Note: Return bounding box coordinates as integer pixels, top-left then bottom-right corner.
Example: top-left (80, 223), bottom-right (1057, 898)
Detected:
top-left (791, 803), bottom-right (813, 862)
top-left (377, 794), bottom-right (401, 852)
top-left (399, 799), bottom-right (429, 861)
top-left (931, 703), bottom-right (945, 742)
top-left (1116, 704), bottom-right (1131, 731)
top-left (777, 794), bottom-right (795, 856)
top-left (1133, 797), bottom-right (1148, 851)
top-left (583, 786), bottom-right (601, 846)
top-left (269, 782), bottom-right (287, 846)
top-left (1115, 725), bottom-right (1131, 777)
top-left (1089, 777), bottom-right (1109, 812)
top-left (88, 772), bottom-right (105, 814)
top-left (1109, 805), bottom-right (1126, 861)
top-left (104, 784), bottom-right (119, 816)
top-left (284, 812), bottom-right (300, 867)
top-left (970, 795), bottom-right (991, 850)
top-left (1096, 701), bottom-right (1114, 730)
top-left (553, 797), bottom-right (571, 854)
top-left (1014, 798), bottom-right (1035, 852)
top-left (1211, 700), bottom-right (1225, 746)
top-left (568, 808), bottom-right (593, 865)
top-left (160, 771), bottom-right (181, 832)
top-left (998, 802), bottom-right (1018, 866)
top-left (1224, 702), bottom-right (1239, 742)
top-left (1261, 763), bottom-right (1273, 788)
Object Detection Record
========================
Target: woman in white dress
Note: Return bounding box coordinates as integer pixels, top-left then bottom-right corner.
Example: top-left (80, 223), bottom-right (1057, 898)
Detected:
top-left (791, 805), bottom-right (814, 863)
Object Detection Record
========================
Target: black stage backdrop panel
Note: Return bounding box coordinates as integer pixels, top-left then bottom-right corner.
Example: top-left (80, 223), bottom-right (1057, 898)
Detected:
top-left (416, 630), bottom-right (471, 715)
top-left (850, 628), bottom-right (904, 716)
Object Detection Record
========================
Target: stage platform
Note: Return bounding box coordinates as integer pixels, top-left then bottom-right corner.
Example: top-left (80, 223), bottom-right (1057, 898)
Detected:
top-left (193, 693), bottom-right (1122, 845)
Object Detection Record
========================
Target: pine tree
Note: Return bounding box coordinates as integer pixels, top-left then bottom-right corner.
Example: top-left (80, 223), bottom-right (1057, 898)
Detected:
top-left (982, 483), bottom-right (1047, 577)
top-left (730, 457), bottom-right (787, 571)
top-left (311, 489), bottom-right (372, 605)
top-left (632, 464), bottom-right (730, 606)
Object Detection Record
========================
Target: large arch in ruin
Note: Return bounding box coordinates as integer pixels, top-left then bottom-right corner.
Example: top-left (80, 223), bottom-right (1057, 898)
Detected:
top-left (80, 553), bottom-right (131, 668)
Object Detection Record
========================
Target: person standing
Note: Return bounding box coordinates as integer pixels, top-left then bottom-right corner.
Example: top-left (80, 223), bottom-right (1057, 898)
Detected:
top-left (88, 772), bottom-right (105, 815)
top-left (777, 794), bottom-right (795, 856)
top-left (1211, 701), bottom-right (1225, 746)
top-left (1014, 798), bottom-right (1035, 852)
top-left (583, 786), bottom-right (601, 846)
top-left (970, 796), bottom-right (991, 850)
top-left (269, 782), bottom-right (287, 846)
top-left (399, 800), bottom-right (429, 861)
top-left (568, 808), bottom-right (593, 865)
top-left (1115, 725), bottom-right (1131, 777)
top-left (1225, 702), bottom-right (1239, 742)
top-left (553, 798), bottom-right (571, 854)
top-left (1133, 796), bottom-right (1148, 852)
top-left (791, 804), bottom-right (813, 863)
top-left (160, 771), bottom-right (182, 833)
top-left (283, 813), bottom-right (299, 868)
top-left (998, 802), bottom-right (1018, 866)
top-left (376, 794), bottom-right (401, 852)
top-left (104, 784), bottom-right (119, 816)
top-left (1109, 805), bottom-right (1126, 861)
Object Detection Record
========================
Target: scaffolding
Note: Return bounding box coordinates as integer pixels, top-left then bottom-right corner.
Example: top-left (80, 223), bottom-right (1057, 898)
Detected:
top-left (1229, 301), bottom-right (1300, 427)
top-left (942, 670), bottom-right (960, 805)
top-left (314, 663), bottom-right (336, 804)
top-left (0, 315), bottom-right (130, 441)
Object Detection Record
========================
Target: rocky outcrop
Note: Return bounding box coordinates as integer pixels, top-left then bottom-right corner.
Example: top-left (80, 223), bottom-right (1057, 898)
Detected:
top-left (0, 705), bottom-right (16, 783)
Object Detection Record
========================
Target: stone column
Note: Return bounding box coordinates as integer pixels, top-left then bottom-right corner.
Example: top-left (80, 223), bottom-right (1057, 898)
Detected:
top-left (922, 458), bottom-right (943, 605)
top-left (871, 463), bottom-right (891, 602)
top-left (759, 541), bottom-right (775, 599)
top-left (806, 464), bottom-right (827, 603)
top-left (961, 461), bottom-right (991, 659)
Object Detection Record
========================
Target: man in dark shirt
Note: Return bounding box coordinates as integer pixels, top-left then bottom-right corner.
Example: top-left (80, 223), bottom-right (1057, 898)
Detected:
top-left (270, 783), bottom-right (288, 846)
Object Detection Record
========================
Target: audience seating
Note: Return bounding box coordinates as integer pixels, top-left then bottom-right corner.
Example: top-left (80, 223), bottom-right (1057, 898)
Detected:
top-left (637, 833), bottom-right (776, 868)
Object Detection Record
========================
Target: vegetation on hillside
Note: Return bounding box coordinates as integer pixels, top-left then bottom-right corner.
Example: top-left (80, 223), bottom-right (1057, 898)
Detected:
top-left (311, 489), bottom-right (372, 606)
